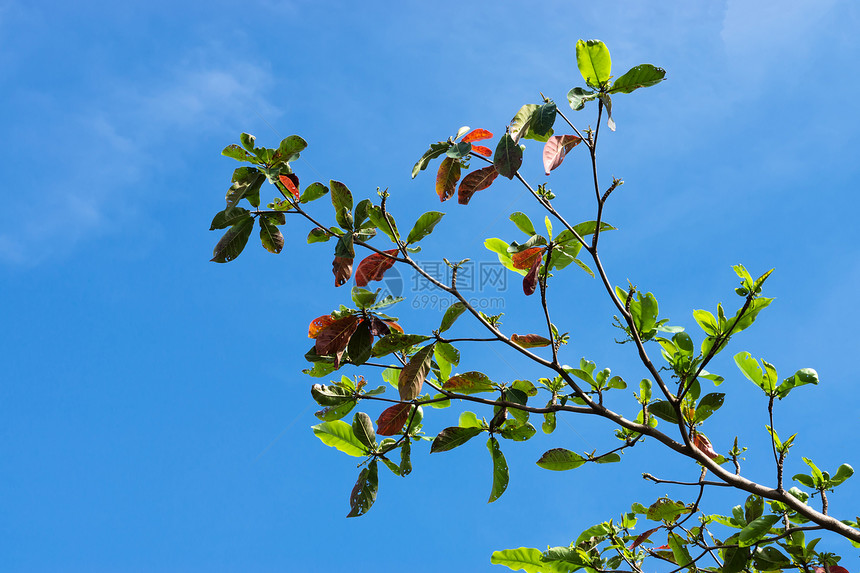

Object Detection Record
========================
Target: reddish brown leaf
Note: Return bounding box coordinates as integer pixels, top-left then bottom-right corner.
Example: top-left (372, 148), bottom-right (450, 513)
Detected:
top-left (522, 254), bottom-right (542, 296)
top-left (630, 527), bottom-right (661, 549)
top-left (308, 315), bottom-right (335, 339)
top-left (462, 128), bottom-right (493, 143)
top-left (278, 173), bottom-right (301, 201)
top-left (457, 165), bottom-right (499, 205)
top-left (385, 320), bottom-right (404, 334)
top-left (442, 371), bottom-right (494, 394)
top-left (398, 345), bottom-right (435, 401)
top-left (510, 333), bottom-right (552, 348)
top-left (470, 145), bottom-right (492, 157)
top-left (692, 431), bottom-right (719, 459)
top-left (368, 317), bottom-right (391, 337)
top-left (542, 135), bottom-right (582, 176)
top-left (315, 315), bottom-right (361, 360)
top-left (436, 157), bottom-right (461, 202)
top-left (355, 249), bottom-right (399, 287)
top-left (814, 567), bottom-right (849, 573)
top-left (376, 403), bottom-right (412, 435)
top-left (511, 247), bottom-right (545, 270)
top-left (333, 256), bottom-right (353, 287)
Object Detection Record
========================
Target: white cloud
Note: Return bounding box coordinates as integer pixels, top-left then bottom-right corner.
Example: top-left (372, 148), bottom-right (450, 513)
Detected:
top-left (0, 58), bottom-right (281, 265)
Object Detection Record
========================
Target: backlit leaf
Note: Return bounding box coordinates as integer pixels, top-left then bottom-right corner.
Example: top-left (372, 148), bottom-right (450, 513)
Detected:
top-left (312, 420), bottom-right (367, 457)
top-left (367, 206), bottom-right (400, 243)
top-left (222, 144), bottom-right (253, 162)
top-left (536, 448), bottom-right (585, 471)
top-left (487, 436), bottom-right (509, 503)
top-left (412, 142), bottom-right (448, 178)
top-left (352, 412), bottom-right (376, 449)
top-left (511, 247), bottom-right (544, 270)
top-left (567, 87), bottom-right (597, 111)
top-left (308, 315), bottom-right (335, 338)
top-left (439, 301), bottom-right (467, 332)
top-left (435, 157), bottom-right (461, 202)
top-left (738, 515), bottom-right (780, 547)
top-left (355, 249), bottom-right (399, 287)
top-left (490, 547), bottom-right (547, 573)
top-left (330, 180), bottom-right (354, 226)
top-left (259, 214), bottom-right (285, 254)
top-left (406, 211), bottom-right (445, 244)
top-left (376, 403), bottom-right (412, 436)
top-left (511, 334), bottom-right (552, 348)
top-left (576, 39), bottom-right (612, 88)
top-left (462, 128), bottom-right (493, 143)
top-left (315, 315), bottom-right (361, 357)
top-left (543, 135), bottom-right (582, 175)
top-left (458, 165), bottom-right (499, 204)
top-left (610, 64), bottom-right (666, 94)
top-left (278, 173), bottom-right (300, 201)
top-left (494, 133), bottom-right (523, 179)
top-left (300, 182), bottom-right (329, 203)
top-left (371, 333), bottom-right (431, 358)
top-left (398, 345), bottom-right (435, 401)
top-left (443, 371), bottom-right (494, 394)
top-left (210, 207), bottom-right (250, 230)
top-left (522, 253), bottom-right (542, 296)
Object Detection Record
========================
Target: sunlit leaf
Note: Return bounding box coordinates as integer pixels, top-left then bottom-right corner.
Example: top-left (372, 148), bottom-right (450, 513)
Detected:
top-left (542, 135), bottom-right (583, 175)
top-left (315, 315), bottom-right (361, 358)
top-left (443, 371), bottom-right (494, 394)
top-left (567, 87), bottom-right (597, 111)
top-left (458, 165), bottom-right (499, 205)
top-left (352, 412), bottom-right (376, 449)
top-left (278, 173), bottom-right (300, 201)
top-left (308, 315), bottom-right (336, 338)
top-left (406, 211), bottom-right (445, 244)
top-left (462, 128), bottom-right (493, 143)
top-left (610, 64), bottom-right (666, 94)
top-left (472, 145), bottom-right (492, 156)
top-left (490, 547), bottom-right (547, 573)
top-left (412, 142), bottom-right (448, 178)
top-left (222, 144), bottom-right (253, 162)
top-left (738, 515), bottom-right (780, 547)
top-left (522, 253), bottom-right (542, 296)
top-left (511, 247), bottom-right (545, 270)
top-left (536, 448), bottom-right (585, 471)
top-left (371, 333), bottom-right (431, 358)
top-left (576, 39), bottom-right (612, 88)
top-left (312, 420), bottom-right (367, 457)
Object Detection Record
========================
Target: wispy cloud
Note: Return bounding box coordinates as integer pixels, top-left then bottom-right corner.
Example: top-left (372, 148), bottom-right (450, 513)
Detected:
top-left (0, 56), bottom-right (280, 265)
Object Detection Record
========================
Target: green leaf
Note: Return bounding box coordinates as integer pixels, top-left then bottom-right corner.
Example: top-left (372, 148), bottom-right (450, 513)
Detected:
top-left (630, 292), bottom-right (659, 339)
top-left (648, 400), bottom-right (678, 424)
top-left (693, 309), bottom-right (719, 336)
top-left (311, 420), bottom-right (367, 457)
top-left (434, 341), bottom-right (460, 367)
top-left (793, 473), bottom-right (816, 488)
top-left (222, 144), bottom-right (253, 162)
top-left (693, 393), bottom-right (725, 424)
top-left (346, 321), bottom-right (373, 365)
top-left (439, 301), bottom-right (467, 333)
top-left (532, 100), bottom-right (557, 137)
top-left (576, 39), bottom-right (612, 88)
top-left (734, 352), bottom-right (764, 387)
top-left (494, 133), bottom-right (523, 179)
top-left (406, 211), bottom-right (444, 244)
top-left (367, 210), bottom-right (399, 246)
top-left (277, 134), bottom-right (307, 158)
top-left (346, 459), bottom-right (378, 517)
top-left (371, 333), bottom-right (431, 358)
top-left (542, 411), bottom-right (556, 434)
top-left (443, 371), bottom-right (494, 395)
top-left (485, 238), bottom-right (526, 276)
top-left (314, 399), bottom-right (356, 421)
top-left (412, 142), bottom-right (448, 178)
top-left (487, 436), bottom-right (509, 503)
top-left (536, 448), bottom-right (586, 471)
top-left (744, 495), bottom-right (764, 523)
top-left (306, 227), bottom-right (330, 243)
top-left (210, 207), bottom-right (251, 230)
top-left (430, 426), bottom-right (483, 453)
top-left (490, 547), bottom-right (549, 573)
top-left (738, 515), bottom-right (780, 546)
top-left (330, 180), bottom-right (354, 228)
top-left (400, 439), bottom-right (412, 476)
top-left (226, 169), bottom-right (265, 208)
top-left (509, 104), bottom-right (539, 143)
top-left (351, 412), bottom-right (376, 449)
top-left (259, 214), bottom-right (285, 254)
top-left (753, 547), bottom-right (792, 570)
top-left (311, 383), bottom-right (353, 406)
top-left (595, 452), bottom-right (621, 464)
top-left (500, 421), bottom-right (537, 442)
top-left (776, 368), bottom-right (819, 398)
top-left (509, 212), bottom-right (536, 236)
top-left (646, 498), bottom-right (690, 523)
top-left (722, 545), bottom-right (751, 573)
top-left (211, 216), bottom-right (255, 263)
top-left (831, 463), bottom-right (854, 487)
top-left (567, 87), bottom-right (597, 111)
top-left (300, 182), bottom-right (329, 203)
top-left (398, 345), bottom-right (435, 401)
top-left (610, 64), bottom-right (666, 94)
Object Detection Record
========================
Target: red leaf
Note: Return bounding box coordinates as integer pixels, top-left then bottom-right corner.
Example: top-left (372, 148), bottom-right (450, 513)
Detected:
top-left (442, 371), bottom-right (494, 394)
top-left (385, 320), bottom-right (404, 334)
top-left (376, 403), bottom-right (412, 435)
top-left (471, 145), bottom-right (492, 157)
top-left (511, 247), bottom-right (545, 270)
top-left (332, 256), bottom-right (353, 287)
top-left (308, 315), bottom-right (335, 338)
top-left (630, 527), bottom-right (661, 549)
top-left (814, 568), bottom-right (849, 573)
top-left (510, 333), bottom-right (552, 348)
top-left (457, 165), bottom-right (499, 205)
top-left (278, 173), bottom-right (301, 201)
top-left (542, 135), bottom-right (582, 176)
top-left (436, 157), bottom-right (461, 201)
top-left (315, 315), bottom-right (361, 358)
top-left (522, 254), bottom-right (542, 296)
top-left (692, 431), bottom-right (719, 459)
top-left (462, 128), bottom-right (493, 143)
top-left (355, 249), bottom-right (399, 287)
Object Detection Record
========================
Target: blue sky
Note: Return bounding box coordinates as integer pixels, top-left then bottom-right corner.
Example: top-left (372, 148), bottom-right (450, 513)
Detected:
top-left (2, 1), bottom-right (859, 571)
